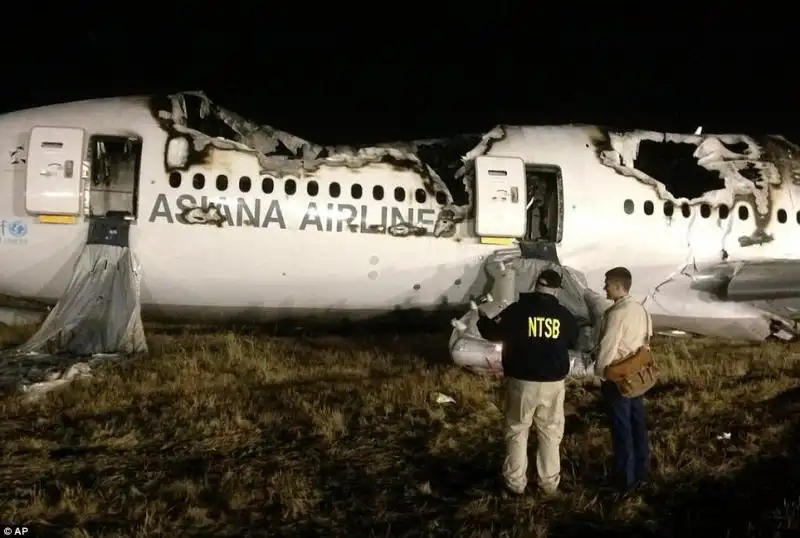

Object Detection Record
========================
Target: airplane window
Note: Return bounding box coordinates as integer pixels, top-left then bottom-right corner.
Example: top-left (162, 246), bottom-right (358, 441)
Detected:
top-left (373, 185), bottom-right (384, 201)
top-left (262, 177), bottom-right (274, 194)
top-left (307, 180), bottom-right (319, 196)
top-left (435, 192), bottom-right (447, 205)
top-left (623, 199), bottom-right (634, 214)
top-left (394, 187), bottom-right (406, 202)
top-left (351, 184), bottom-right (363, 199)
top-left (240, 176), bottom-right (251, 193)
top-left (216, 174), bottom-right (228, 191)
top-left (415, 188), bottom-right (427, 204)
top-left (330, 182), bottom-right (341, 198)
top-left (700, 203), bottom-right (711, 218)
top-left (168, 172), bottom-right (181, 189)
top-left (285, 179), bottom-right (297, 195)
top-left (777, 208), bottom-right (787, 223)
top-left (738, 205), bottom-right (749, 220)
top-left (192, 173), bottom-right (205, 190)
top-left (663, 201), bottom-right (674, 217)
top-left (719, 205), bottom-right (729, 219)
top-left (681, 203), bottom-right (691, 217)
top-left (643, 200), bottom-right (654, 215)
top-left (797, 210), bottom-right (800, 225)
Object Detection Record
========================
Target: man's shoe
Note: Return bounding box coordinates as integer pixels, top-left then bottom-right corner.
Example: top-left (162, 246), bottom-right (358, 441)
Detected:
top-left (500, 484), bottom-right (526, 499)
top-left (609, 483), bottom-right (643, 504)
top-left (539, 487), bottom-right (564, 500)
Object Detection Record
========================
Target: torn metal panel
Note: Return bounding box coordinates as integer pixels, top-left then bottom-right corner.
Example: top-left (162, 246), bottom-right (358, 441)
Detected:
top-left (452, 126), bottom-right (509, 221)
top-left (588, 127), bottom-right (789, 247)
top-left (767, 135), bottom-right (800, 186)
top-left (148, 91), bottom-right (487, 239)
top-left (335, 133), bottom-right (484, 208)
top-left (460, 126), bottom-right (508, 165)
top-left (433, 209), bottom-right (457, 238)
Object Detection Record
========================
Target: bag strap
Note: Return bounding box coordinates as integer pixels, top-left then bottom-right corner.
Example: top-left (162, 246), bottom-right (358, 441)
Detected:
top-left (642, 303), bottom-right (652, 346)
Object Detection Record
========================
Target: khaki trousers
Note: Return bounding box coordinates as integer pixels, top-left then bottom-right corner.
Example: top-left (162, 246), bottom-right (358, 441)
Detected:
top-left (502, 377), bottom-right (566, 494)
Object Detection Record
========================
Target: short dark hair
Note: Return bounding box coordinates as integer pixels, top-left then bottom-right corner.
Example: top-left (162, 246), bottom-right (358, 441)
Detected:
top-left (605, 266), bottom-right (632, 292)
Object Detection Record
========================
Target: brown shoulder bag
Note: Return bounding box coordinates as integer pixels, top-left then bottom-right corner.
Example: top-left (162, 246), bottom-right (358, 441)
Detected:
top-left (603, 304), bottom-right (657, 398)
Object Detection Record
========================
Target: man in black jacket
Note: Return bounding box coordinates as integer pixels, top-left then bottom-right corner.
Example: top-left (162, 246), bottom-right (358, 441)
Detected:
top-left (477, 269), bottom-right (579, 497)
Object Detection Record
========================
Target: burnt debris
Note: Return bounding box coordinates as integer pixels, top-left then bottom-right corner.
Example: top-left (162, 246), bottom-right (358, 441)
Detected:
top-left (593, 128), bottom-right (788, 247)
top-left (147, 91), bottom-right (489, 239)
top-left (414, 136), bottom-right (483, 206)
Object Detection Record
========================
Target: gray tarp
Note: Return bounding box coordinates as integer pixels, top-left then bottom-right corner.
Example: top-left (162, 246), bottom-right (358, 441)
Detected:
top-left (449, 248), bottom-right (611, 378)
top-left (1, 243), bottom-right (146, 398)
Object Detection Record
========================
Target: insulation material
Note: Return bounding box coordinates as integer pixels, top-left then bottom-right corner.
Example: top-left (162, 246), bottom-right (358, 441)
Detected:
top-left (449, 247), bottom-right (611, 378)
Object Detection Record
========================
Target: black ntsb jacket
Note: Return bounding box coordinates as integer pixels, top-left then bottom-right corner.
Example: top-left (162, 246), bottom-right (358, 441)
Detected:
top-left (476, 291), bottom-right (579, 382)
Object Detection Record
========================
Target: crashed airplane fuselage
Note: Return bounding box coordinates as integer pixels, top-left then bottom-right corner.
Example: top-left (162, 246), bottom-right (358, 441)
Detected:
top-left (1, 91), bottom-right (800, 367)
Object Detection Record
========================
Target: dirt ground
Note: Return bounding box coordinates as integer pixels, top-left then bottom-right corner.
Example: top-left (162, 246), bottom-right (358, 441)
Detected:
top-left (1, 323), bottom-right (799, 537)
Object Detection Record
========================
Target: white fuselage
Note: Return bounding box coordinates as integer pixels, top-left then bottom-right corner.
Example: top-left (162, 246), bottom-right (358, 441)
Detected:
top-left (1, 95), bottom-right (798, 339)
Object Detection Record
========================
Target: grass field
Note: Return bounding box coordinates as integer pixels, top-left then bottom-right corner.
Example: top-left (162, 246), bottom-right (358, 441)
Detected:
top-left (1, 323), bottom-right (800, 537)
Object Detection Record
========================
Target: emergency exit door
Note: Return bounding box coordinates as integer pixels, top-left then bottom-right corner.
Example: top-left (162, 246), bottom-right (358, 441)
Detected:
top-left (25, 126), bottom-right (86, 215)
top-left (474, 155), bottom-right (527, 238)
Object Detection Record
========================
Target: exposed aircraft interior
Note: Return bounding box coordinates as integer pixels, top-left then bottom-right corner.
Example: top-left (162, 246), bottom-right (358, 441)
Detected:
top-left (524, 165), bottom-right (561, 242)
top-left (87, 135), bottom-right (142, 219)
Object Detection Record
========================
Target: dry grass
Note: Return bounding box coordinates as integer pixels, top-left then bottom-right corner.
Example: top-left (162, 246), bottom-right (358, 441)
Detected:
top-left (1, 323), bottom-right (800, 537)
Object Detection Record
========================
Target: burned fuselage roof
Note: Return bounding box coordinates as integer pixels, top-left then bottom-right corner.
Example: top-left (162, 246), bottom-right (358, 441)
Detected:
top-left (584, 126), bottom-right (800, 247)
top-left (147, 91), bottom-right (481, 226)
top-left (147, 93), bottom-right (800, 247)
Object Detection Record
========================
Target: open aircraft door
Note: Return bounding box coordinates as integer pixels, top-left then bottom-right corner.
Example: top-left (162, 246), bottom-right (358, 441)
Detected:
top-left (474, 155), bottom-right (526, 243)
top-left (25, 127), bottom-right (85, 215)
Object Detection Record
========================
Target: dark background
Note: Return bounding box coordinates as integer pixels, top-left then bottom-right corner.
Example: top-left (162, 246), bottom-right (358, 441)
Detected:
top-left (1, 17), bottom-right (796, 144)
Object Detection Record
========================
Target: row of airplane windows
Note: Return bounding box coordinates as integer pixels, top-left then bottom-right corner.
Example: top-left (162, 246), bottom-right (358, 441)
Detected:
top-left (167, 172), bottom-right (448, 205)
top-left (623, 198), bottom-right (800, 224)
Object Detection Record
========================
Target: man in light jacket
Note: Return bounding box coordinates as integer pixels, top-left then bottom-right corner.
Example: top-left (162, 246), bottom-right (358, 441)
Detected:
top-left (594, 266), bottom-right (652, 493)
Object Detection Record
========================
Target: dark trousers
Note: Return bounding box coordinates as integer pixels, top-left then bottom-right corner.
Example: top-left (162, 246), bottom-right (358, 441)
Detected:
top-left (601, 380), bottom-right (650, 490)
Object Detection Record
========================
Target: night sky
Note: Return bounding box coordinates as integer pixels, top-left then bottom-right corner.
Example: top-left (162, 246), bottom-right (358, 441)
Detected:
top-left (3, 23), bottom-right (796, 145)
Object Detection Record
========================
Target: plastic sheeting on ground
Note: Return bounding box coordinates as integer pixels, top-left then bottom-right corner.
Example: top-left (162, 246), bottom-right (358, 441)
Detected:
top-left (0, 243), bottom-right (147, 400)
top-left (449, 247), bottom-right (611, 379)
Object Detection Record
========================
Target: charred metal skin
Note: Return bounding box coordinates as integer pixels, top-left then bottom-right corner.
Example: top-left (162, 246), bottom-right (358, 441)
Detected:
top-left (588, 128), bottom-right (796, 249)
top-left (148, 92), bottom-right (477, 239)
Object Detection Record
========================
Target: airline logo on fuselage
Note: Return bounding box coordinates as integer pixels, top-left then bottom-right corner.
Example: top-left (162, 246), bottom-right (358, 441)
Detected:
top-left (147, 193), bottom-right (442, 235)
